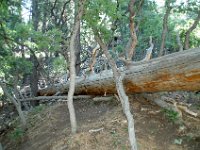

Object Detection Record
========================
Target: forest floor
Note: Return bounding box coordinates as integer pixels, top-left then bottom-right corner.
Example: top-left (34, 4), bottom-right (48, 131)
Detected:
top-left (1, 94), bottom-right (200, 150)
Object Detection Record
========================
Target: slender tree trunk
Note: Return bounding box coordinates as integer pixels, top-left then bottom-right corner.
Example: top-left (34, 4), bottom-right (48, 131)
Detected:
top-left (95, 34), bottom-right (138, 150)
top-left (176, 32), bottom-right (183, 51)
top-left (67, 0), bottom-right (85, 134)
top-left (159, 1), bottom-right (172, 57)
top-left (74, 0), bottom-right (82, 76)
top-left (42, 0), bottom-right (47, 33)
top-left (75, 26), bottom-right (81, 75)
top-left (0, 83), bottom-right (26, 128)
top-left (126, 0), bottom-right (137, 61)
top-left (184, 11), bottom-right (200, 50)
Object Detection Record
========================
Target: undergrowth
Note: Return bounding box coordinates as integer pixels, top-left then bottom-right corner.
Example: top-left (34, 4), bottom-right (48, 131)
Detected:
top-left (163, 109), bottom-right (179, 123)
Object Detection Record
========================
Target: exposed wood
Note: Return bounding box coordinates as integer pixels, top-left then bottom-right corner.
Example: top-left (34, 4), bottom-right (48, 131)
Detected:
top-left (93, 96), bottom-right (114, 102)
top-left (143, 94), bottom-right (198, 121)
top-left (162, 96), bottom-right (198, 117)
top-left (89, 127), bottom-right (104, 133)
top-left (143, 36), bottom-right (154, 61)
top-left (89, 44), bottom-right (100, 73)
top-left (126, 0), bottom-right (137, 61)
top-left (38, 48), bottom-right (200, 96)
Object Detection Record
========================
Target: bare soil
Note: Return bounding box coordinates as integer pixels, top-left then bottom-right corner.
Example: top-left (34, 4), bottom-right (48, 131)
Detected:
top-left (1, 95), bottom-right (200, 150)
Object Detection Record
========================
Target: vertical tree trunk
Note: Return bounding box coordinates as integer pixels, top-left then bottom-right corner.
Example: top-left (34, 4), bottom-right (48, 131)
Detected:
top-left (184, 11), bottom-right (200, 50)
top-left (30, 0), bottom-right (39, 99)
top-left (176, 32), bottom-right (183, 51)
top-left (126, 0), bottom-right (137, 61)
top-left (74, 0), bottom-right (82, 75)
top-left (95, 35), bottom-right (137, 150)
top-left (67, 0), bottom-right (85, 134)
top-left (159, 0), bottom-right (172, 56)
top-left (42, 0), bottom-right (47, 33)
top-left (75, 26), bottom-right (81, 75)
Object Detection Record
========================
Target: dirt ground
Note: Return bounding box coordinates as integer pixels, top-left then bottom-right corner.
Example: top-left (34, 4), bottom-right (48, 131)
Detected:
top-left (1, 95), bottom-right (200, 150)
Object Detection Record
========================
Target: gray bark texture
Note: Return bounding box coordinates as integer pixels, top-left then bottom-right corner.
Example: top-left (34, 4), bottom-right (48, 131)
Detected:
top-left (95, 30), bottom-right (137, 150)
top-left (0, 83), bottom-right (26, 128)
top-left (67, 0), bottom-right (85, 134)
top-left (38, 48), bottom-right (200, 96)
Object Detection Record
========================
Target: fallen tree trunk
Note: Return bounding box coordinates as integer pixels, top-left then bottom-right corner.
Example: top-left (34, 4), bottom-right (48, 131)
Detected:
top-left (38, 48), bottom-right (200, 96)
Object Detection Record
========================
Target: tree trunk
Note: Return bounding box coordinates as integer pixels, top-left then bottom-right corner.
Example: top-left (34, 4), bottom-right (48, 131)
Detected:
top-left (184, 11), bottom-right (200, 50)
top-left (159, 2), bottom-right (172, 57)
top-left (74, 0), bottom-right (82, 76)
top-left (0, 83), bottom-right (26, 128)
top-left (38, 48), bottom-right (200, 96)
top-left (30, 0), bottom-right (39, 100)
top-left (126, 0), bottom-right (137, 61)
top-left (176, 32), bottom-right (183, 52)
top-left (75, 25), bottom-right (81, 75)
top-left (67, 0), bottom-right (85, 134)
top-left (94, 33), bottom-right (138, 150)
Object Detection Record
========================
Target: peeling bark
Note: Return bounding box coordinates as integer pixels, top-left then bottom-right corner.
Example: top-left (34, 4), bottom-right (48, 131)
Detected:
top-left (126, 0), bottom-right (137, 61)
top-left (143, 36), bottom-right (154, 61)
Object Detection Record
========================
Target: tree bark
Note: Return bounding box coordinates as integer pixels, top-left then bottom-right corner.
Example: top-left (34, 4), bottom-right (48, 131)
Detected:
top-left (176, 32), bottom-right (183, 52)
top-left (30, 0), bottom-right (39, 99)
top-left (67, 0), bottom-right (85, 134)
top-left (184, 11), bottom-right (200, 50)
top-left (74, 0), bottom-right (82, 76)
top-left (38, 48), bottom-right (200, 96)
top-left (159, 1), bottom-right (172, 56)
top-left (93, 25), bottom-right (137, 149)
top-left (126, 0), bottom-right (137, 61)
top-left (0, 82), bottom-right (26, 129)
top-left (75, 26), bottom-right (81, 75)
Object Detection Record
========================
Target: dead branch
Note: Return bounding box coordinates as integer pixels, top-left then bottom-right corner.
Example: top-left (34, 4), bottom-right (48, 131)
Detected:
top-left (93, 96), bottom-right (114, 102)
top-left (143, 36), bottom-right (154, 61)
top-left (89, 127), bottom-right (104, 133)
top-left (89, 44), bottom-right (100, 73)
top-left (19, 95), bottom-right (93, 102)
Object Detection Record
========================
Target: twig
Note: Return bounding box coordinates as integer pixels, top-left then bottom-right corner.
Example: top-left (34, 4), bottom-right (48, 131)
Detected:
top-left (89, 127), bottom-right (104, 133)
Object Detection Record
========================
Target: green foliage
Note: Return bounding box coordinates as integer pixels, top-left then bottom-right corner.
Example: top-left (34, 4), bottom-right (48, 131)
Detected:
top-left (52, 56), bottom-right (67, 74)
top-left (163, 109), bottom-right (179, 123)
top-left (9, 127), bottom-right (25, 141)
top-left (31, 104), bottom-right (46, 115)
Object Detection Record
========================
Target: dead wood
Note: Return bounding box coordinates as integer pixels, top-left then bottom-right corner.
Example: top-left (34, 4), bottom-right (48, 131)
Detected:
top-left (93, 96), bottom-right (114, 102)
top-left (19, 95), bottom-right (93, 102)
top-left (38, 48), bottom-right (200, 96)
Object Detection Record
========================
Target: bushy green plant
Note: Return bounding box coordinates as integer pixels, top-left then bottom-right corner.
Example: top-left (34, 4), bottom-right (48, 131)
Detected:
top-left (32, 104), bottom-right (45, 114)
top-left (9, 127), bottom-right (25, 141)
top-left (163, 109), bottom-right (179, 123)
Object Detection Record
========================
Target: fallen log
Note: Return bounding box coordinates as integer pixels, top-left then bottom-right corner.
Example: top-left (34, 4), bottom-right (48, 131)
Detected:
top-left (38, 48), bottom-right (200, 96)
top-left (19, 95), bottom-right (93, 101)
